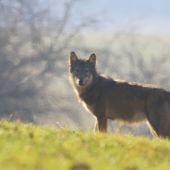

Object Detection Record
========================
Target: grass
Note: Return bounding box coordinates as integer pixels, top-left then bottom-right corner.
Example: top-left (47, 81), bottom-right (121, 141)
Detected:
top-left (0, 121), bottom-right (169, 170)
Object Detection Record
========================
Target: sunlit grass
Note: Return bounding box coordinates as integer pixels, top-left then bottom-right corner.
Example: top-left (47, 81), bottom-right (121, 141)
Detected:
top-left (0, 121), bottom-right (169, 170)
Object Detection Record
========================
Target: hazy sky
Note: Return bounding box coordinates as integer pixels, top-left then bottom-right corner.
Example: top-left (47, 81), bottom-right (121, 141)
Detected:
top-left (79, 0), bottom-right (170, 17)
top-left (49, 0), bottom-right (170, 34)
top-left (75, 0), bottom-right (170, 34)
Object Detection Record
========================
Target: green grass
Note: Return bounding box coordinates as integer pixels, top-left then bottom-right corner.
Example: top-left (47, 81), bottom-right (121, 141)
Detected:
top-left (0, 121), bottom-right (170, 170)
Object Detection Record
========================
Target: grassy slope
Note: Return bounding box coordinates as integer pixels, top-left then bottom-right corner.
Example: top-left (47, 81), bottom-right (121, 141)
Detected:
top-left (0, 121), bottom-right (170, 170)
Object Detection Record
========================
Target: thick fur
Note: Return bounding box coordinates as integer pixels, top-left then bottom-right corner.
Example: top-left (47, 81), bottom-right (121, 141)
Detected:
top-left (69, 52), bottom-right (170, 138)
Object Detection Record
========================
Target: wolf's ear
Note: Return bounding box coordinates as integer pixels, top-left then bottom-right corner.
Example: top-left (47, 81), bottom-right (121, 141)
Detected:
top-left (88, 53), bottom-right (96, 65)
top-left (70, 51), bottom-right (78, 65)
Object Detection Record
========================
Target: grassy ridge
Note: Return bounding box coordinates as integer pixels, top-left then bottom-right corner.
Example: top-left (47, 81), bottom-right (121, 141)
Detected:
top-left (0, 121), bottom-right (170, 170)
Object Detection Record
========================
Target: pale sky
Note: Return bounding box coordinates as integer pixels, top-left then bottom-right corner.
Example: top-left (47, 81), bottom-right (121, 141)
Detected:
top-left (49, 0), bottom-right (170, 34)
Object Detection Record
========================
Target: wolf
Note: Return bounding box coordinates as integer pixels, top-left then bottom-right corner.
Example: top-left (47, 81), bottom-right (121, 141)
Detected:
top-left (69, 51), bottom-right (170, 138)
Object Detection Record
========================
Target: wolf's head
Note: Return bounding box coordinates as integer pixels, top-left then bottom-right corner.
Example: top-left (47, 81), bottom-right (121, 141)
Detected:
top-left (69, 51), bottom-right (97, 89)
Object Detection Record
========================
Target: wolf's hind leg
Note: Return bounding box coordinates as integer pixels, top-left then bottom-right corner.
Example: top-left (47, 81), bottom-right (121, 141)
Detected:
top-left (97, 117), bottom-right (107, 132)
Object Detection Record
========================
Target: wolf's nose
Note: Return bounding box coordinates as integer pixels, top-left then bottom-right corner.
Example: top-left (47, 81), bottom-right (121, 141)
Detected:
top-left (78, 79), bottom-right (83, 86)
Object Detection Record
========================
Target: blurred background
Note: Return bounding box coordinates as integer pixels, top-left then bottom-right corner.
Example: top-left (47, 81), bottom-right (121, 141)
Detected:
top-left (0, 0), bottom-right (170, 136)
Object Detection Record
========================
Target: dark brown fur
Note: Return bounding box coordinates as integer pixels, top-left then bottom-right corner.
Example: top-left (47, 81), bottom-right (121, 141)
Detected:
top-left (69, 52), bottom-right (170, 138)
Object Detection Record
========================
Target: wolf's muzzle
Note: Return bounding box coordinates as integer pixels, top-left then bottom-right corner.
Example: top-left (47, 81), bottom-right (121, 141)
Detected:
top-left (78, 79), bottom-right (84, 86)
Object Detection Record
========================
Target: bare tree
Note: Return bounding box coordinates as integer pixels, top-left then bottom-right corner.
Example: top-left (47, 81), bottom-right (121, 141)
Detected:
top-left (0, 0), bottom-right (99, 126)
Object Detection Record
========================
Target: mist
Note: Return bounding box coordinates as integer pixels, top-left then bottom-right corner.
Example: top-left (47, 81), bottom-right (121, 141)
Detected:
top-left (0, 0), bottom-right (170, 136)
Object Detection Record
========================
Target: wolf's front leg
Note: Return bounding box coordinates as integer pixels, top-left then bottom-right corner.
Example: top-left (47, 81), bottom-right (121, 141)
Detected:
top-left (97, 117), bottom-right (107, 132)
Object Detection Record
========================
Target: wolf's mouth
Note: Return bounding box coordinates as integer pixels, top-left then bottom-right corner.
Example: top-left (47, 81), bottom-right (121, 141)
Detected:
top-left (78, 79), bottom-right (84, 86)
